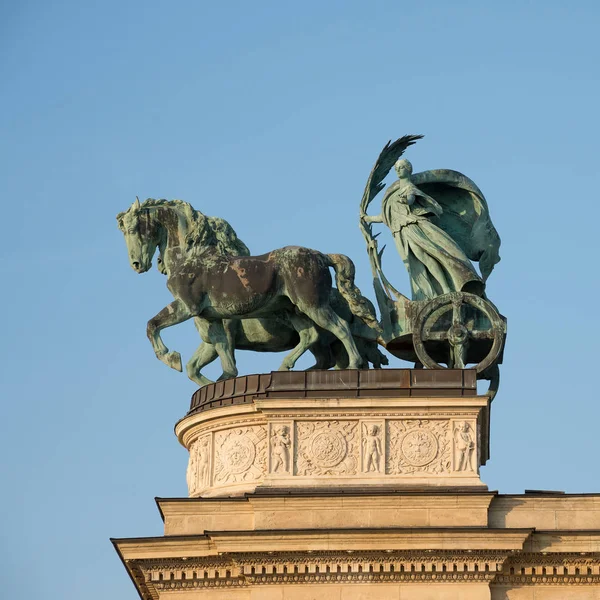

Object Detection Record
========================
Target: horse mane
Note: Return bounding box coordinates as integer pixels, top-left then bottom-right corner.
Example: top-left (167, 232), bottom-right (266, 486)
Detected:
top-left (141, 198), bottom-right (250, 256)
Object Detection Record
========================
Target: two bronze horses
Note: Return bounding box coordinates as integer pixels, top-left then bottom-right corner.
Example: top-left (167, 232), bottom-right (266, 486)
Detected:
top-left (117, 198), bottom-right (385, 386)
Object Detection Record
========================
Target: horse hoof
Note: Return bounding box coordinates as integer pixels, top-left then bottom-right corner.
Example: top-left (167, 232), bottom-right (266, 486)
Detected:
top-left (217, 372), bottom-right (237, 382)
top-left (165, 351), bottom-right (183, 372)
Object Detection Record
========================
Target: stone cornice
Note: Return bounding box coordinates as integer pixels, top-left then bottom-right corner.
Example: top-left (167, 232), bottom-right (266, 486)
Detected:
top-left (114, 527), bottom-right (534, 559)
top-left (113, 547), bottom-right (600, 599)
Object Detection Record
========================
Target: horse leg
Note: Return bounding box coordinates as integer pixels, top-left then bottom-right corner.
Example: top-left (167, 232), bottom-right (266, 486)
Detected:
top-left (298, 305), bottom-right (364, 369)
top-left (207, 320), bottom-right (238, 381)
top-left (185, 342), bottom-right (218, 387)
top-left (147, 299), bottom-right (193, 371)
top-left (278, 313), bottom-right (320, 371)
top-left (330, 340), bottom-right (349, 370)
top-left (308, 340), bottom-right (335, 370)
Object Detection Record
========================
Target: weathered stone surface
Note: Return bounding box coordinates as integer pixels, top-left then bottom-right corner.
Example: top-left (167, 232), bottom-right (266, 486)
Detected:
top-left (159, 494), bottom-right (495, 535)
top-left (113, 491), bottom-right (600, 599)
top-left (176, 388), bottom-right (490, 497)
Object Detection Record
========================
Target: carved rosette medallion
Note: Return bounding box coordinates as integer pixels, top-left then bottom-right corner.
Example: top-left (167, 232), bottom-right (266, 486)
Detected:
top-left (311, 430), bottom-right (347, 467)
top-left (295, 421), bottom-right (358, 476)
top-left (214, 426), bottom-right (266, 485)
top-left (387, 419), bottom-right (451, 475)
top-left (222, 434), bottom-right (255, 474)
top-left (400, 429), bottom-right (438, 466)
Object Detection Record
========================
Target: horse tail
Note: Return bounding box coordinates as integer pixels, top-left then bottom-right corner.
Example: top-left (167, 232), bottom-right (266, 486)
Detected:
top-left (326, 254), bottom-right (382, 332)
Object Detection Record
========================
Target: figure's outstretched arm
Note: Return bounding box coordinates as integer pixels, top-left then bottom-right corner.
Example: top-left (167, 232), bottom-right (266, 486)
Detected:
top-left (361, 213), bottom-right (384, 224)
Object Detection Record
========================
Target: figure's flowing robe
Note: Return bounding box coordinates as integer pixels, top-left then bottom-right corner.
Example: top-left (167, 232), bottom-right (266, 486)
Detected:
top-left (381, 181), bottom-right (484, 301)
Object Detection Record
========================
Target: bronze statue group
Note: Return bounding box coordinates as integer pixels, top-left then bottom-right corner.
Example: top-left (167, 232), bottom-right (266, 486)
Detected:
top-left (118, 136), bottom-right (505, 392)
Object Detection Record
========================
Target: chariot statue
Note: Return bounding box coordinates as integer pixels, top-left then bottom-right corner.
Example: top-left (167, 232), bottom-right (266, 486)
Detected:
top-left (116, 134), bottom-right (506, 397)
top-left (359, 135), bottom-right (506, 395)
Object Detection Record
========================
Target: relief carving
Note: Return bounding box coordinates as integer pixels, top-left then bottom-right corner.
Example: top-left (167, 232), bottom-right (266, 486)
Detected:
top-left (361, 423), bottom-right (383, 473)
top-left (214, 426), bottom-right (266, 485)
top-left (387, 419), bottom-right (451, 475)
top-left (186, 440), bottom-right (199, 495)
top-left (453, 421), bottom-right (476, 472)
top-left (296, 420), bottom-right (358, 476)
top-left (187, 435), bottom-right (210, 495)
top-left (401, 428), bottom-right (438, 466)
top-left (270, 424), bottom-right (291, 473)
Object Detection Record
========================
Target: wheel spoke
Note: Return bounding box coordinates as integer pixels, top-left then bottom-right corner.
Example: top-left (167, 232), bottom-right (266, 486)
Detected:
top-left (425, 330), bottom-right (448, 341)
top-left (470, 329), bottom-right (495, 340)
top-left (452, 297), bottom-right (463, 328)
top-left (453, 341), bottom-right (466, 369)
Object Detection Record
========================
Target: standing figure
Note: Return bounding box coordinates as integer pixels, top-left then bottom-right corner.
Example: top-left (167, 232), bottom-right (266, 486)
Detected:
top-left (362, 159), bottom-right (484, 301)
top-left (271, 426), bottom-right (291, 473)
top-left (454, 422), bottom-right (475, 472)
top-left (197, 438), bottom-right (210, 488)
top-left (186, 441), bottom-right (199, 495)
top-left (362, 424), bottom-right (383, 473)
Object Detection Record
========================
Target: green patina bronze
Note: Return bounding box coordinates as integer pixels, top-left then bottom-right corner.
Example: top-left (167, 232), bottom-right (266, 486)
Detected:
top-left (117, 199), bottom-right (381, 386)
top-left (359, 135), bottom-right (506, 396)
top-left (117, 135), bottom-right (506, 396)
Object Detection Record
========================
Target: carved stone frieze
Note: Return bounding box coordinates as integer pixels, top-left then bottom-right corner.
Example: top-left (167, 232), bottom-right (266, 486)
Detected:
top-left (178, 395), bottom-right (488, 494)
top-left (295, 420), bottom-right (358, 476)
top-left (387, 419), bottom-right (452, 475)
top-left (214, 426), bottom-right (267, 485)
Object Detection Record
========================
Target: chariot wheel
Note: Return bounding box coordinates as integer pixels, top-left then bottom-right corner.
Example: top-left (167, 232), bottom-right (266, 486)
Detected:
top-left (413, 292), bottom-right (505, 373)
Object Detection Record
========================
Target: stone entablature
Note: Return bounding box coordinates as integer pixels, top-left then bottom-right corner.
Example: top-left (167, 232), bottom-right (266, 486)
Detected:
top-left (177, 395), bottom-right (489, 497)
top-left (157, 494), bottom-right (600, 536)
top-left (113, 519), bottom-right (600, 600)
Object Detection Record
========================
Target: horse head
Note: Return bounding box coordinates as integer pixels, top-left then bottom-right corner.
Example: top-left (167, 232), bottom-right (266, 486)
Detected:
top-left (116, 197), bottom-right (161, 273)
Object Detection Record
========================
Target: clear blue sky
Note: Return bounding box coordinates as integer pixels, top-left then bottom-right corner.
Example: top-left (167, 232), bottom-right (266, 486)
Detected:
top-left (1, 1), bottom-right (599, 598)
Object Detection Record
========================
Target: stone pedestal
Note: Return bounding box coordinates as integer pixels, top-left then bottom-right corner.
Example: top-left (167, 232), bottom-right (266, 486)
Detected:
top-left (112, 371), bottom-right (600, 599)
top-left (178, 370), bottom-right (487, 497)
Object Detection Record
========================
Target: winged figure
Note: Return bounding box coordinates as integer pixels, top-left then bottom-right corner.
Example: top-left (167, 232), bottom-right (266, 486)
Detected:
top-left (360, 136), bottom-right (501, 303)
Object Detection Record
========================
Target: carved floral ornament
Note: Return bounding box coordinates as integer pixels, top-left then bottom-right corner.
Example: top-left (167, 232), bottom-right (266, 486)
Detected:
top-left (213, 426), bottom-right (267, 485)
top-left (296, 421), bottom-right (358, 476)
top-left (400, 428), bottom-right (439, 466)
top-left (388, 419), bottom-right (452, 475)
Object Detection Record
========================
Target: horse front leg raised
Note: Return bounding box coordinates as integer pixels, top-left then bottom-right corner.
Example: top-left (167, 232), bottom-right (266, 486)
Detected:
top-left (147, 299), bottom-right (193, 372)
